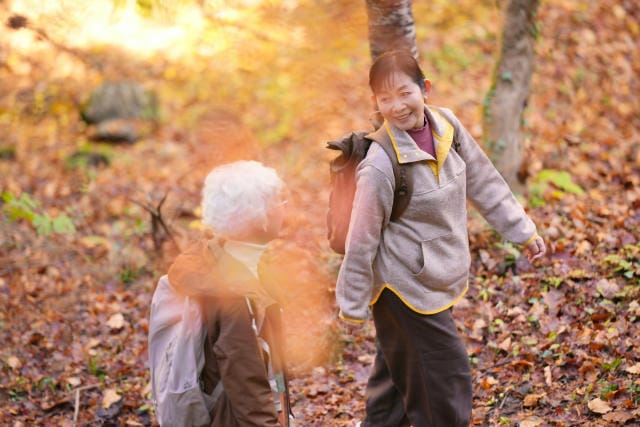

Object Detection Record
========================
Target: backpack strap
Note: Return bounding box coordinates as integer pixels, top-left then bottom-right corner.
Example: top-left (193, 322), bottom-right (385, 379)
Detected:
top-left (207, 381), bottom-right (224, 410)
top-left (245, 298), bottom-right (292, 426)
top-left (374, 139), bottom-right (412, 222)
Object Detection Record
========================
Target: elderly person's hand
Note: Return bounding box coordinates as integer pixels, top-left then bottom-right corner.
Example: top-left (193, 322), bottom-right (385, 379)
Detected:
top-left (526, 235), bottom-right (546, 263)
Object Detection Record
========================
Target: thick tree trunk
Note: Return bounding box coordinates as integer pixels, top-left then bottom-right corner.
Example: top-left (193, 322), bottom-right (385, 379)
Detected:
top-left (483, 0), bottom-right (539, 194)
top-left (365, 0), bottom-right (418, 61)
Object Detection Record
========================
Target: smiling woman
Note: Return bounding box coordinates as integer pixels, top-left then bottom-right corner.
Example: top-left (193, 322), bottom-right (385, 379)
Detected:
top-left (334, 50), bottom-right (546, 427)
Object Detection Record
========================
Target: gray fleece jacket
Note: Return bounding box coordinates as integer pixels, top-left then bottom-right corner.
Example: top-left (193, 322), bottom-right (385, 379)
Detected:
top-left (336, 106), bottom-right (538, 322)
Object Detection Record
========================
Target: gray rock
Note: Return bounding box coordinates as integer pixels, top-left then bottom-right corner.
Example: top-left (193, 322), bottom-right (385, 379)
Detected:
top-left (90, 118), bottom-right (146, 144)
top-left (81, 81), bottom-right (158, 125)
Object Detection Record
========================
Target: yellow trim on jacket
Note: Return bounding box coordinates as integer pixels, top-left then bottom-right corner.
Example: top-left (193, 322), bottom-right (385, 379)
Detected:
top-left (338, 311), bottom-right (366, 324)
top-left (369, 281), bottom-right (469, 315)
top-left (523, 232), bottom-right (539, 247)
top-left (383, 110), bottom-right (455, 182)
top-left (384, 121), bottom-right (403, 161)
top-left (431, 109), bottom-right (455, 180)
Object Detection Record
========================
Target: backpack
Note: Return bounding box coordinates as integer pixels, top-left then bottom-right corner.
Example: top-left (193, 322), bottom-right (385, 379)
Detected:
top-left (326, 115), bottom-right (459, 255)
top-left (148, 275), bottom-right (217, 427)
top-left (326, 131), bottom-right (412, 254)
top-left (148, 275), bottom-right (293, 427)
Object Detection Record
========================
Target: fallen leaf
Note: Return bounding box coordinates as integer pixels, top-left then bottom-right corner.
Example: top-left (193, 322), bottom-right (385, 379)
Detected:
top-left (575, 239), bottom-right (592, 255)
top-left (544, 365), bottom-right (552, 387)
top-left (596, 279), bottom-right (620, 299)
top-left (41, 396), bottom-right (71, 412)
top-left (542, 288), bottom-right (565, 317)
top-left (79, 235), bottom-right (111, 250)
top-left (519, 416), bottom-right (544, 427)
top-left (481, 376), bottom-right (498, 389)
top-left (357, 354), bottom-right (374, 364)
top-left (523, 393), bottom-right (546, 407)
top-left (603, 410), bottom-right (635, 423)
top-left (79, 235), bottom-right (111, 258)
top-left (107, 313), bottom-right (126, 330)
top-left (498, 337), bottom-right (512, 352)
top-left (7, 356), bottom-right (21, 370)
top-left (626, 363), bottom-right (640, 374)
top-left (66, 377), bottom-right (81, 387)
top-left (587, 397), bottom-right (612, 414)
top-left (141, 382), bottom-right (152, 398)
top-left (86, 338), bottom-right (101, 350)
top-left (102, 388), bottom-right (122, 409)
top-left (470, 318), bottom-right (487, 341)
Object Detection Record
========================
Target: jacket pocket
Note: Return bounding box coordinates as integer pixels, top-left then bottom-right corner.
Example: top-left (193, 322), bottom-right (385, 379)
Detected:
top-left (412, 233), bottom-right (470, 290)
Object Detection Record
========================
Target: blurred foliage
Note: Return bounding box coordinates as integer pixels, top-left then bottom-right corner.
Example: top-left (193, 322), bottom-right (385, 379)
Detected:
top-left (603, 243), bottom-right (640, 282)
top-left (2, 191), bottom-right (76, 235)
top-left (529, 169), bottom-right (585, 207)
top-left (2, 0), bottom-right (371, 149)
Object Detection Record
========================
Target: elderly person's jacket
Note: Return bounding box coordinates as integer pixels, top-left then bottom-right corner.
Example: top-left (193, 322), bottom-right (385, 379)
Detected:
top-left (337, 106), bottom-right (538, 322)
top-left (168, 238), bottom-right (283, 427)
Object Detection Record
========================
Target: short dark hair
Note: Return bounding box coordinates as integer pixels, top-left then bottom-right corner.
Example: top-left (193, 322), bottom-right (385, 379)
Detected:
top-left (369, 50), bottom-right (426, 94)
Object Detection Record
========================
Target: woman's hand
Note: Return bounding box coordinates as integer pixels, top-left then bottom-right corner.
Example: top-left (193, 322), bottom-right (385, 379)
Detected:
top-left (527, 235), bottom-right (546, 263)
top-left (338, 312), bottom-right (365, 335)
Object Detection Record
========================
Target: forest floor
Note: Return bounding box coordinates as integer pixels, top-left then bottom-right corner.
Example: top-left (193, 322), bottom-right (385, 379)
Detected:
top-left (1, 0), bottom-right (639, 426)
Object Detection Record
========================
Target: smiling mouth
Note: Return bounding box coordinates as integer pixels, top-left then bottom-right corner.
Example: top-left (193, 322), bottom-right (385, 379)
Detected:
top-left (394, 113), bottom-right (411, 121)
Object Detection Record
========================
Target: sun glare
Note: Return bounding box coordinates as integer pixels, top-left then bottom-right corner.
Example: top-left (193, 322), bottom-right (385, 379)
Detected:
top-left (6, 0), bottom-right (228, 59)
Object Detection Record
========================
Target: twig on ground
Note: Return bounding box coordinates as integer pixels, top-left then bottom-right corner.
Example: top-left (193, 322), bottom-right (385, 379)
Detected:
top-left (71, 384), bottom-right (100, 427)
top-left (129, 192), bottom-right (180, 252)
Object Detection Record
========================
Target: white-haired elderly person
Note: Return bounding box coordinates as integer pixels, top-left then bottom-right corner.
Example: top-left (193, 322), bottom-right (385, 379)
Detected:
top-left (165, 160), bottom-right (291, 427)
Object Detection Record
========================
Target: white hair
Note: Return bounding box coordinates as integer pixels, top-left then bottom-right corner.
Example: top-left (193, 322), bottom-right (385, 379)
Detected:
top-left (201, 160), bottom-right (285, 238)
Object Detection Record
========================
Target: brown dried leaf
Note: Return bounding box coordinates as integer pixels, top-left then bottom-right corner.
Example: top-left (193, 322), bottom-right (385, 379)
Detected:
top-left (357, 354), bottom-right (374, 365)
top-left (602, 410), bottom-right (634, 423)
top-left (141, 382), bottom-right (152, 398)
top-left (587, 397), bottom-right (612, 414)
top-left (107, 313), bottom-right (126, 331)
top-left (542, 288), bottom-right (565, 317)
top-left (519, 416), bottom-right (544, 427)
top-left (102, 388), bottom-right (122, 409)
top-left (41, 396), bottom-right (71, 412)
top-left (596, 279), bottom-right (620, 299)
top-left (625, 363), bottom-right (640, 374)
top-left (544, 366), bottom-right (552, 387)
top-left (7, 356), bottom-right (21, 370)
top-left (498, 337), bottom-right (511, 352)
top-left (470, 318), bottom-right (486, 341)
top-left (575, 240), bottom-right (592, 255)
top-left (523, 393), bottom-right (546, 408)
top-left (66, 377), bottom-right (81, 387)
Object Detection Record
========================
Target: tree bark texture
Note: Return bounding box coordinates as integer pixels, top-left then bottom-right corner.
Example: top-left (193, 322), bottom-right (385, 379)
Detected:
top-left (484, 0), bottom-right (539, 194)
top-left (366, 0), bottom-right (418, 61)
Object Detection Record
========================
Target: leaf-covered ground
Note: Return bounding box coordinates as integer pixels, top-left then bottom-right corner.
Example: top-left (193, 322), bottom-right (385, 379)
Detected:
top-left (1, 0), bottom-right (639, 426)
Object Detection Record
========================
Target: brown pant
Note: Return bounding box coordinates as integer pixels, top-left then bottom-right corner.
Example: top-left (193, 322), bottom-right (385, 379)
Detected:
top-left (363, 289), bottom-right (472, 427)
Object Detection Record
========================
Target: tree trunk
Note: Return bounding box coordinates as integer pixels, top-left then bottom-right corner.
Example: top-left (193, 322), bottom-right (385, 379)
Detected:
top-left (483, 0), bottom-right (539, 194)
top-left (365, 0), bottom-right (418, 61)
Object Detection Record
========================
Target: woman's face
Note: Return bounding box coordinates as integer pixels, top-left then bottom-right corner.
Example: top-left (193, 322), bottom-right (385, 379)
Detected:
top-left (373, 71), bottom-right (430, 131)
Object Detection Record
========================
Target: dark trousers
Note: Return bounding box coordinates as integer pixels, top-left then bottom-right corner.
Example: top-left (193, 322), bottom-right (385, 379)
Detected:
top-left (363, 289), bottom-right (472, 427)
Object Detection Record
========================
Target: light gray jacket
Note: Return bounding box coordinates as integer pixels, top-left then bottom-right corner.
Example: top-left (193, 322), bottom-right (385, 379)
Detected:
top-left (336, 106), bottom-right (538, 321)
